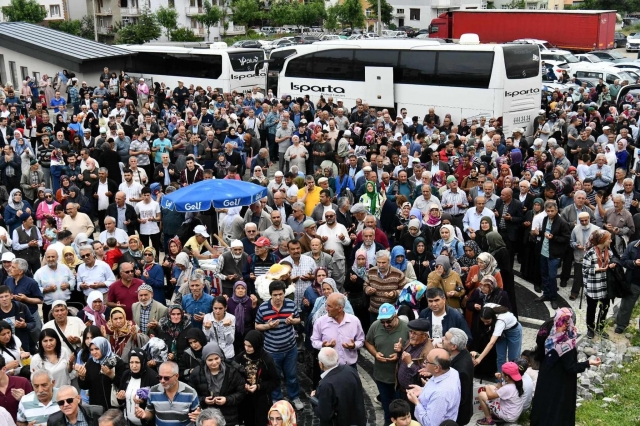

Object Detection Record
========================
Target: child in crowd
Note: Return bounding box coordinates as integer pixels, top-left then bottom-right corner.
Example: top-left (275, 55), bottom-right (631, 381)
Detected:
top-left (476, 361), bottom-right (525, 425)
top-left (42, 217), bottom-right (58, 250)
top-left (389, 399), bottom-right (421, 426)
top-left (104, 237), bottom-right (123, 270)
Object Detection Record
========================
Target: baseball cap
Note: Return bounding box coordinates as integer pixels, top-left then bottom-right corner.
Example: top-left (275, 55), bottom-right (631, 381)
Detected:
top-left (501, 361), bottom-right (522, 381)
top-left (255, 237), bottom-right (271, 247)
top-left (1, 252), bottom-right (15, 262)
top-left (377, 303), bottom-right (396, 320)
top-left (194, 225), bottom-right (210, 238)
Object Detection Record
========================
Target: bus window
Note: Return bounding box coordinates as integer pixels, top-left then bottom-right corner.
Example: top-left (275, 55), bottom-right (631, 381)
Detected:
top-left (503, 45), bottom-right (540, 80)
top-left (286, 50), bottom-right (356, 81)
top-left (436, 51), bottom-right (493, 88)
top-left (229, 51), bottom-right (264, 72)
top-left (353, 50), bottom-right (400, 81)
top-left (127, 52), bottom-right (223, 79)
top-left (269, 49), bottom-right (297, 72)
top-left (396, 51), bottom-right (436, 85)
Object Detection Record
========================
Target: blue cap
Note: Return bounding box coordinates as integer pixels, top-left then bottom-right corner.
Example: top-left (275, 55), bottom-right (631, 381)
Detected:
top-left (377, 303), bottom-right (396, 320)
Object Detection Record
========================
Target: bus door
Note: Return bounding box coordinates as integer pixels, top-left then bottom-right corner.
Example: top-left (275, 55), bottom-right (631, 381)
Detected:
top-left (365, 67), bottom-right (395, 108)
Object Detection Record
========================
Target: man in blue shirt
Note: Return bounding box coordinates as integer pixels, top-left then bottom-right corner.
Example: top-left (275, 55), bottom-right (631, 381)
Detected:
top-left (49, 91), bottom-right (67, 114)
top-left (5, 257), bottom-right (42, 343)
top-left (181, 276), bottom-right (213, 329)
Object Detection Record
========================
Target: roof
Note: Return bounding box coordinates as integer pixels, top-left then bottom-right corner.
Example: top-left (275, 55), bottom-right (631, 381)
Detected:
top-left (0, 22), bottom-right (132, 65)
top-left (450, 9), bottom-right (616, 14)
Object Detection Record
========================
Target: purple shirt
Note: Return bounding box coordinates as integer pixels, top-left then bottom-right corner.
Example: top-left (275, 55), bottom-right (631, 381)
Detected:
top-left (310, 313), bottom-right (365, 365)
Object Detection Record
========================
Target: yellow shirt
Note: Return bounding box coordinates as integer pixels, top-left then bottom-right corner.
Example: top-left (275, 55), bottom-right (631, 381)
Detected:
top-left (298, 186), bottom-right (322, 216)
top-left (389, 421), bottom-right (421, 426)
top-left (184, 235), bottom-right (205, 255)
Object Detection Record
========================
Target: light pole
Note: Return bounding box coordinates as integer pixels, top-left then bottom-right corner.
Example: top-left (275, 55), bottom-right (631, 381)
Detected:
top-left (377, 0), bottom-right (381, 35)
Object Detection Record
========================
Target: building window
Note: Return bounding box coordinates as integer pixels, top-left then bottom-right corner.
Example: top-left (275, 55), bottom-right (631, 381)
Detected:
top-left (365, 8), bottom-right (372, 17)
top-left (8, 61), bottom-right (17, 89)
top-left (554, 4), bottom-right (558, 9)
top-left (396, 8), bottom-right (404, 13)
top-left (50, 4), bottom-right (60, 16)
top-left (501, 5), bottom-right (509, 8)
top-left (20, 66), bottom-right (28, 81)
top-left (409, 8), bottom-right (420, 21)
top-left (528, 5), bottom-right (536, 8)
top-left (32, 72), bottom-right (40, 82)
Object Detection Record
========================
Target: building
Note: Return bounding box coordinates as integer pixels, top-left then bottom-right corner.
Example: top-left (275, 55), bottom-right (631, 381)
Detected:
top-left (0, 21), bottom-right (132, 88)
top-left (388, 0), bottom-right (485, 30)
top-left (0, 0), bottom-right (68, 21)
top-left (84, 0), bottom-right (245, 43)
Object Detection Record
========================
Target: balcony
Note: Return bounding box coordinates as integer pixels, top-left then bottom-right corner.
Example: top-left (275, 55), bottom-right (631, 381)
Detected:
top-left (393, 11), bottom-right (404, 17)
top-left (192, 27), bottom-right (205, 36)
top-left (430, 0), bottom-right (461, 7)
top-left (185, 6), bottom-right (203, 15)
top-left (225, 25), bottom-right (245, 35)
top-left (95, 8), bottom-right (112, 15)
top-left (120, 7), bottom-right (140, 15)
top-left (97, 26), bottom-right (113, 34)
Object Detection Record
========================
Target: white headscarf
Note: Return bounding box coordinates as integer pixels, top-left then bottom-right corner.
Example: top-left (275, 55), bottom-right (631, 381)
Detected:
top-left (440, 224), bottom-right (457, 245)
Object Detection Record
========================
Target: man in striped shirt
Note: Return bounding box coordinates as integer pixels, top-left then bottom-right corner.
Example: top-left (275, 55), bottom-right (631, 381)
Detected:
top-left (136, 361), bottom-right (200, 426)
top-left (16, 370), bottom-right (59, 426)
top-left (255, 280), bottom-right (304, 410)
top-left (441, 176), bottom-right (469, 231)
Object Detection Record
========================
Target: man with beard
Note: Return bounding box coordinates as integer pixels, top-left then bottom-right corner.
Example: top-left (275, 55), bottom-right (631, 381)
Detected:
top-left (215, 240), bottom-right (248, 297)
top-left (262, 210), bottom-right (295, 247)
top-left (304, 237), bottom-right (334, 275)
top-left (397, 318), bottom-right (435, 406)
top-left (442, 328), bottom-right (474, 426)
top-left (298, 219), bottom-right (319, 253)
top-left (131, 284), bottom-right (168, 335)
top-left (119, 169), bottom-right (143, 206)
top-left (33, 249), bottom-right (74, 324)
top-left (317, 209), bottom-right (350, 290)
top-left (353, 214), bottom-right (390, 249)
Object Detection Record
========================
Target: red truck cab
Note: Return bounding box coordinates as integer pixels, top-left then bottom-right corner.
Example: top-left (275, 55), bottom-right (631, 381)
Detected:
top-left (429, 13), bottom-right (452, 39)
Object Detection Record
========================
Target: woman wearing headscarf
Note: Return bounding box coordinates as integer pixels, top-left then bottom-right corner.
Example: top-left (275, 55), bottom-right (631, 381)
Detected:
top-left (268, 400), bottom-right (297, 426)
top-left (302, 267), bottom-right (329, 321)
top-left (487, 231), bottom-right (517, 317)
top-left (10, 130), bottom-right (35, 177)
top-left (250, 166), bottom-right (269, 186)
top-left (433, 224), bottom-right (464, 259)
top-left (171, 252), bottom-right (195, 304)
top-left (189, 341), bottom-right (246, 425)
top-left (72, 232), bottom-right (92, 256)
top-left (427, 255), bottom-right (464, 309)
top-left (397, 280), bottom-right (428, 318)
top-left (66, 184), bottom-right (93, 215)
top-left (359, 180), bottom-right (385, 219)
top-left (141, 246), bottom-right (165, 303)
top-left (605, 143), bottom-right (617, 168)
top-left (390, 201), bottom-right (412, 243)
top-left (471, 216), bottom-right (493, 253)
top-left (345, 250), bottom-right (370, 332)
top-left (582, 229), bottom-right (616, 339)
top-left (81, 290), bottom-right (108, 328)
top-left (116, 348), bottom-right (159, 426)
top-left (423, 203), bottom-right (442, 243)
top-left (530, 308), bottom-right (602, 426)
top-left (227, 281), bottom-right (257, 356)
top-left (105, 307), bottom-right (149, 362)
top-left (390, 245), bottom-right (417, 281)
top-left (461, 165), bottom-right (480, 192)
top-left (407, 237), bottom-right (435, 284)
top-left (119, 235), bottom-right (145, 276)
top-left (5, 188), bottom-right (32, 234)
top-left (54, 114), bottom-right (70, 140)
top-left (36, 188), bottom-right (59, 231)
top-left (157, 304), bottom-right (193, 362)
top-left (77, 336), bottom-right (127, 411)
top-left (61, 245), bottom-right (83, 274)
top-left (162, 236), bottom-right (182, 294)
top-left (616, 138), bottom-right (629, 170)
top-left (458, 240), bottom-right (480, 282)
top-left (398, 218), bottom-right (431, 255)
top-left (466, 274), bottom-right (511, 330)
top-left (465, 252), bottom-right (504, 293)
top-left (179, 328), bottom-right (207, 381)
top-left (234, 330), bottom-right (280, 426)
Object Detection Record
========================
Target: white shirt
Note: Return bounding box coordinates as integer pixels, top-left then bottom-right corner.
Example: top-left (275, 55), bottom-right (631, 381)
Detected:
top-left (316, 223), bottom-right (350, 259)
top-left (463, 207), bottom-right (497, 234)
top-left (97, 180), bottom-right (110, 211)
top-left (431, 312), bottom-right (446, 346)
top-left (99, 228), bottom-right (129, 245)
top-left (135, 200), bottom-right (161, 235)
top-left (42, 317), bottom-right (87, 350)
top-left (76, 260), bottom-right (116, 295)
top-left (128, 167), bottom-right (148, 185)
top-left (119, 181), bottom-right (143, 206)
top-left (413, 195), bottom-right (442, 216)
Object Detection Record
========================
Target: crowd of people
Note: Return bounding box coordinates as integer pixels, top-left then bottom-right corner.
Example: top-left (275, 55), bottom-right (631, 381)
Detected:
top-left (1, 67), bottom-right (638, 426)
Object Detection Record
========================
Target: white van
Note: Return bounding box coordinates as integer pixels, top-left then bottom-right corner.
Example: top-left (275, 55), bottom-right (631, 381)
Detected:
top-left (573, 66), bottom-right (637, 85)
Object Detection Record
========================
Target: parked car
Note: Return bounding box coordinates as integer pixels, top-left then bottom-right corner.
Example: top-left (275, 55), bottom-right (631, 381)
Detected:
top-left (262, 38), bottom-right (295, 52)
top-left (615, 31), bottom-right (626, 48)
top-left (627, 33), bottom-right (640, 52)
top-left (293, 35), bottom-right (320, 44)
top-left (320, 34), bottom-right (343, 41)
top-left (397, 26), bottom-right (416, 37)
top-left (415, 28), bottom-right (430, 37)
top-left (231, 40), bottom-right (264, 48)
top-left (576, 53), bottom-right (605, 64)
top-left (587, 50), bottom-right (627, 63)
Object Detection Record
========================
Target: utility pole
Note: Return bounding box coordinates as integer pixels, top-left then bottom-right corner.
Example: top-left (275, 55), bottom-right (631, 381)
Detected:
top-left (92, 0), bottom-right (98, 41)
top-left (377, 0), bottom-right (381, 35)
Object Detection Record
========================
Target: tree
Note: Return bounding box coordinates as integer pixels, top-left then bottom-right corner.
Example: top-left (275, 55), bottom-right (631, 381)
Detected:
top-left (367, 0), bottom-right (392, 25)
top-left (338, 0), bottom-right (365, 29)
top-left (231, 0), bottom-right (262, 27)
top-left (268, 1), bottom-right (294, 27)
top-left (325, 5), bottom-right (340, 32)
top-left (79, 15), bottom-right (95, 39)
top-left (293, 0), bottom-right (326, 29)
top-left (194, 0), bottom-right (222, 40)
top-left (503, 0), bottom-right (525, 8)
top-left (3, 0), bottom-right (47, 23)
top-left (49, 19), bottom-right (83, 36)
top-left (170, 26), bottom-right (201, 41)
top-left (116, 8), bottom-right (161, 44)
top-left (156, 6), bottom-right (179, 40)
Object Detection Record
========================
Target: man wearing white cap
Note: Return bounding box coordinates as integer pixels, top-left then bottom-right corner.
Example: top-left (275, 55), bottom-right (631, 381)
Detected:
top-left (215, 239), bottom-right (248, 296)
top-left (42, 300), bottom-right (86, 351)
top-left (317, 208), bottom-right (350, 290)
top-left (184, 225), bottom-right (217, 260)
top-left (0, 252), bottom-right (15, 286)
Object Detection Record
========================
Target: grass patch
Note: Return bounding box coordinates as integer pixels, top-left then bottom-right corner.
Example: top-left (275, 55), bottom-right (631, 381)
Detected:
top-left (575, 355), bottom-right (640, 425)
top-left (622, 23), bottom-right (640, 36)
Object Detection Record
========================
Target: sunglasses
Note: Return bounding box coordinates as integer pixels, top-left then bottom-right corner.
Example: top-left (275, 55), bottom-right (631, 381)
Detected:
top-left (80, 253), bottom-right (92, 259)
top-left (144, 253), bottom-right (154, 256)
top-left (57, 397), bottom-right (76, 406)
top-left (121, 270), bottom-right (134, 274)
top-left (45, 195), bottom-right (53, 198)
top-left (380, 318), bottom-right (394, 325)
top-left (159, 373), bottom-right (177, 381)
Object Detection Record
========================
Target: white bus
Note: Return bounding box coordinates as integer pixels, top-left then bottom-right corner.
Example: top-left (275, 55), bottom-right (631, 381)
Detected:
top-left (121, 44), bottom-right (266, 94)
top-left (263, 38), bottom-right (542, 137)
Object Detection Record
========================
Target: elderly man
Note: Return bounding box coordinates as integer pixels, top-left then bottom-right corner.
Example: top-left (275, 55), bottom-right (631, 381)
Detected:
top-left (604, 193), bottom-right (635, 255)
top-left (47, 385), bottom-right (103, 426)
top-left (34, 249), bottom-right (74, 322)
top-left (182, 276), bottom-right (214, 329)
top-left (6, 257), bottom-right (43, 342)
top-left (354, 214), bottom-right (390, 249)
top-left (238, 201), bottom-right (272, 235)
top-left (262, 210), bottom-right (295, 247)
top-left (494, 188), bottom-right (523, 268)
top-left (98, 409), bottom-right (126, 426)
top-left (364, 250), bottom-right (406, 322)
top-left (239, 222), bottom-right (258, 256)
top-left (98, 215), bottom-right (129, 249)
top-left (107, 263), bottom-right (144, 318)
top-left (17, 369), bottom-right (59, 426)
top-left (364, 303), bottom-right (409, 425)
top-left (407, 348), bottom-right (460, 426)
top-left (463, 196), bottom-right (496, 239)
top-left (60, 203), bottom-right (94, 240)
top-left (132, 284), bottom-right (168, 335)
top-left (281, 239), bottom-right (316, 310)
top-left (442, 328), bottom-right (474, 426)
top-left (106, 191), bottom-right (138, 235)
top-left (312, 347), bottom-right (367, 426)
top-left (441, 176), bottom-right (468, 230)
top-left (311, 292), bottom-right (365, 368)
top-left (195, 409), bottom-right (226, 426)
top-left (304, 237), bottom-right (334, 274)
top-left (77, 245), bottom-right (116, 298)
top-left (559, 190), bottom-right (596, 290)
top-left (317, 209), bottom-right (350, 290)
top-left (216, 240), bottom-right (249, 297)
top-left (413, 183), bottom-right (441, 216)
top-left (587, 153), bottom-right (613, 191)
top-left (569, 212), bottom-right (600, 302)
top-left (135, 361), bottom-right (200, 426)
top-left (42, 300), bottom-right (86, 351)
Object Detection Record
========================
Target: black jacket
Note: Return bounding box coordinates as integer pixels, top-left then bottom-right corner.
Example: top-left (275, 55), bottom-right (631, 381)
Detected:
top-left (451, 349), bottom-right (475, 426)
top-left (78, 356), bottom-right (128, 411)
top-left (105, 202), bottom-right (139, 234)
top-left (616, 189), bottom-right (640, 215)
top-left (540, 214), bottom-right (572, 259)
top-left (90, 178), bottom-right (118, 213)
top-left (179, 347), bottom-right (203, 382)
top-left (494, 198), bottom-right (524, 242)
top-left (117, 367), bottom-right (160, 406)
top-left (189, 361), bottom-right (246, 426)
top-left (153, 163), bottom-right (179, 184)
top-left (314, 364), bottom-right (367, 426)
top-left (47, 404), bottom-right (104, 426)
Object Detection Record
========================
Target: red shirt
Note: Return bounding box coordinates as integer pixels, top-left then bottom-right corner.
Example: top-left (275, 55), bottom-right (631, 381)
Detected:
top-left (107, 278), bottom-right (144, 318)
top-left (455, 163), bottom-right (472, 186)
top-left (0, 375), bottom-right (32, 421)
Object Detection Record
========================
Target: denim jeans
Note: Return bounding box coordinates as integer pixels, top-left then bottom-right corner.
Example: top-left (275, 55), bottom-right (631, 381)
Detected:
top-left (376, 380), bottom-right (398, 425)
top-left (540, 255), bottom-right (560, 300)
top-left (496, 323), bottom-right (522, 373)
top-left (617, 284), bottom-right (640, 329)
top-left (270, 345), bottom-right (300, 402)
